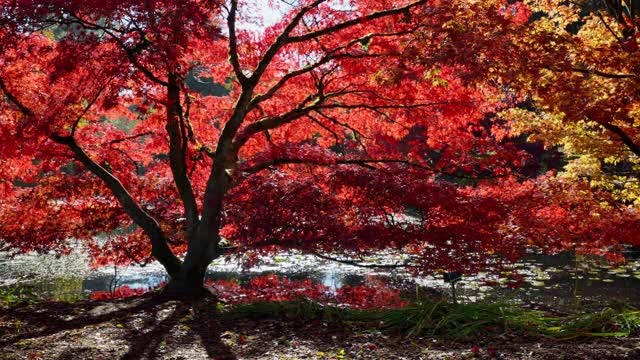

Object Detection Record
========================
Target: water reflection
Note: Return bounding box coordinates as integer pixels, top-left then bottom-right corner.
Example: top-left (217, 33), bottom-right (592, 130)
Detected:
top-left (2, 250), bottom-right (640, 311)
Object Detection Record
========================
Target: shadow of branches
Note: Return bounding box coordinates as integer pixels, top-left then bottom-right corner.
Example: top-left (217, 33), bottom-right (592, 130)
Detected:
top-left (0, 294), bottom-right (236, 359)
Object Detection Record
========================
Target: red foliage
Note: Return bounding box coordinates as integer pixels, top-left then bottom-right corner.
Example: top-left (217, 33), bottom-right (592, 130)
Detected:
top-left (207, 275), bottom-right (407, 309)
top-left (0, 0), bottom-right (637, 294)
top-left (207, 275), bottom-right (329, 304)
top-left (335, 285), bottom-right (408, 310)
top-left (88, 285), bottom-right (147, 300)
top-left (88, 275), bottom-right (406, 309)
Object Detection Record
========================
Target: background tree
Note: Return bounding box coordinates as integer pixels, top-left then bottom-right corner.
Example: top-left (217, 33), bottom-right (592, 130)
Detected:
top-left (422, 0), bottom-right (640, 207)
top-left (500, 0), bottom-right (640, 209)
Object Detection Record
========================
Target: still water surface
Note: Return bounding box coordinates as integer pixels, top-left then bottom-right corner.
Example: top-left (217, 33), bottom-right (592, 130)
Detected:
top-left (2, 250), bottom-right (640, 311)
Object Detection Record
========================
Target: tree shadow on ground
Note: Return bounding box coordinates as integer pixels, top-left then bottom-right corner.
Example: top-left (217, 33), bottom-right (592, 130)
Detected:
top-left (0, 295), bottom-right (163, 347)
top-left (119, 298), bottom-right (235, 360)
top-left (0, 294), bottom-right (236, 360)
top-left (2, 296), bottom-right (639, 359)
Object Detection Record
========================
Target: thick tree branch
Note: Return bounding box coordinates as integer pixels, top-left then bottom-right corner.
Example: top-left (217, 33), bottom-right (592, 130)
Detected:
top-left (50, 135), bottom-right (183, 276)
top-left (166, 72), bottom-right (199, 235)
top-left (0, 76), bottom-right (181, 276)
top-left (234, 98), bottom-right (460, 155)
top-left (287, 0), bottom-right (427, 43)
top-left (601, 122), bottom-right (640, 157)
top-left (0, 77), bottom-right (35, 117)
top-left (227, 0), bottom-right (248, 85)
top-left (232, 93), bottom-right (325, 152)
top-left (191, 83), bottom-right (313, 274)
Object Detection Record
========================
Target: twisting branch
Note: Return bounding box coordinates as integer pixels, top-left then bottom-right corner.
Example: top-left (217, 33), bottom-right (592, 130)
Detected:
top-left (311, 251), bottom-right (415, 268)
top-left (593, 7), bottom-right (623, 42)
top-left (249, 52), bottom-right (390, 110)
top-left (249, 26), bottom-right (414, 109)
top-left (0, 77), bottom-right (34, 116)
top-left (227, 0), bottom-right (248, 86)
top-left (600, 122), bottom-right (640, 157)
top-left (109, 146), bottom-right (144, 175)
top-left (122, 246), bottom-right (155, 268)
top-left (71, 76), bottom-right (114, 136)
top-left (0, 76), bottom-right (182, 276)
top-left (287, 0), bottom-right (427, 43)
top-left (306, 114), bottom-right (340, 144)
top-left (65, 13), bottom-right (169, 87)
top-left (249, 0), bottom-right (328, 84)
top-left (223, 0), bottom-right (429, 162)
top-left (315, 109), bottom-right (370, 152)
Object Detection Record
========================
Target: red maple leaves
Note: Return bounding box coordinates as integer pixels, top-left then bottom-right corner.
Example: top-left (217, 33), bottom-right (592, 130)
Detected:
top-left (0, 0), bottom-right (638, 293)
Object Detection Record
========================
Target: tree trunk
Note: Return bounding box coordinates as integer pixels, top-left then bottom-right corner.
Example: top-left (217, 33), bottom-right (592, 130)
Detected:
top-left (163, 225), bottom-right (222, 299)
top-left (160, 69), bottom-right (242, 298)
top-left (163, 267), bottom-right (211, 299)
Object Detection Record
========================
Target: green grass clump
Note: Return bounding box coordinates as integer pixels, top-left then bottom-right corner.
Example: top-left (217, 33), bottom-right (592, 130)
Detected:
top-left (0, 288), bottom-right (42, 306)
top-left (381, 301), bottom-right (523, 338)
top-left (223, 299), bottom-right (640, 340)
top-left (541, 307), bottom-right (640, 339)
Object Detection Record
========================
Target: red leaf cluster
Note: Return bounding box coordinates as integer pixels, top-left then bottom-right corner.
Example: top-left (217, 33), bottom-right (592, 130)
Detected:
top-left (1, 0), bottom-right (638, 292)
top-left (206, 275), bottom-right (407, 309)
top-left (88, 285), bottom-right (147, 300)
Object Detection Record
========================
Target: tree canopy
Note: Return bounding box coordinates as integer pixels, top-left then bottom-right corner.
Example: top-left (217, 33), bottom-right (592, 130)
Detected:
top-left (1, 0), bottom-right (638, 296)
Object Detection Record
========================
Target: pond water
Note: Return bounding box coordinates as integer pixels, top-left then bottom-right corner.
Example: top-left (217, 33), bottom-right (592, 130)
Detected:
top-left (2, 249), bottom-right (640, 312)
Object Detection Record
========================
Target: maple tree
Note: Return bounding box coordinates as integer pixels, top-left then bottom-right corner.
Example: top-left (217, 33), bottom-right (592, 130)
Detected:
top-left (498, 0), bottom-right (640, 209)
top-left (404, 0), bottom-right (640, 254)
top-left (418, 0), bottom-right (640, 208)
top-left (1, 0), bottom-right (638, 298)
top-left (496, 0), bottom-right (640, 257)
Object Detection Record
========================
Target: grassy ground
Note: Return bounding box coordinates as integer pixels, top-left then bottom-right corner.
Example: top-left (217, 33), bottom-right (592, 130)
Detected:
top-left (1, 294), bottom-right (640, 359)
top-left (226, 299), bottom-right (640, 339)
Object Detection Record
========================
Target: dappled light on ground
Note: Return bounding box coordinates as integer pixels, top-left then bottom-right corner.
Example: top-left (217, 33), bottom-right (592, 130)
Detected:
top-left (2, 295), bottom-right (640, 359)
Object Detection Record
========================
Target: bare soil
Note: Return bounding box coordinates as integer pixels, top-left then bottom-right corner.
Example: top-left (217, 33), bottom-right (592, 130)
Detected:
top-left (1, 295), bottom-right (639, 359)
